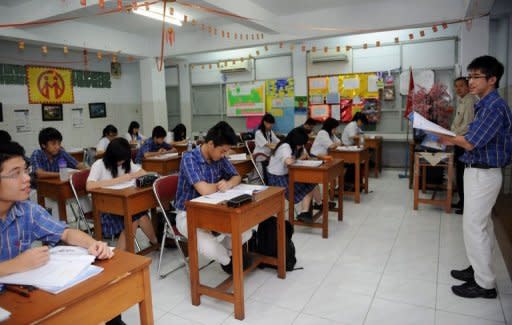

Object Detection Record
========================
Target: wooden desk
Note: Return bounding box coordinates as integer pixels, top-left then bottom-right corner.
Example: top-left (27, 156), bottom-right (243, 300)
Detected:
top-left (90, 186), bottom-right (158, 253)
top-left (329, 148), bottom-right (369, 204)
top-left (230, 144), bottom-right (247, 154)
top-left (413, 153), bottom-right (454, 213)
top-left (0, 250), bottom-right (153, 325)
top-left (185, 187), bottom-right (286, 320)
top-left (288, 159), bottom-right (344, 238)
top-left (69, 150), bottom-right (84, 163)
top-left (354, 136), bottom-right (383, 177)
top-left (232, 158), bottom-right (254, 177)
top-left (142, 155), bottom-right (181, 175)
top-left (36, 178), bottom-right (78, 222)
top-left (174, 144), bottom-right (192, 154)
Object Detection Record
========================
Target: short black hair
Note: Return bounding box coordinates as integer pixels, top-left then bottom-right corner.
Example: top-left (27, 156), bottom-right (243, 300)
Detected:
top-left (102, 124), bottom-right (118, 138)
top-left (0, 141), bottom-right (26, 173)
top-left (152, 125), bottom-right (167, 139)
top-left (128, 121), bottom-right (140, 135)
top-left (304, 118), bottom-right (318, 126)
top-left (172, 123), bottom-right (187, 142)
top-left (352, 112), bottom-right (368, 124)
top-left (38, 127), bottom-right (62, 147)
top-left (273, 127), bottom-right (309, 158)
top-left (103, 137), bottom-right (131, 178)
top-left (467, 55), bottom-right (504, 89)
top-left (322, 117), bottom-right (340, 134)
top-left (454, 77), bottom-right (469, 86)
top-left (205, 121), bottom-right (237, 147)
top-left (0, 130), bottom-right (12, 143)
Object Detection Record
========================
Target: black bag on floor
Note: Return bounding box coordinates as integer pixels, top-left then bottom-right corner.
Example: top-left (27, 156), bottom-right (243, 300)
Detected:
top-left (255, 216), bottom-right (300, 271)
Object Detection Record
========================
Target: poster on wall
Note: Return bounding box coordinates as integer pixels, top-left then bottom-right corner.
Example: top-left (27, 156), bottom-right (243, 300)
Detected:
top-left (14, 109), bottom-right (31, 133)
top-left (294, 96), bottom-right (308, 115)
top-left (226, 81), bottom-right (265, 117)
top-left (72, 108), bottom-right (84, 128)
top-left (266, 79), bottom-right (295, 133)
top-left (26, 66), bottom-right (74, 104)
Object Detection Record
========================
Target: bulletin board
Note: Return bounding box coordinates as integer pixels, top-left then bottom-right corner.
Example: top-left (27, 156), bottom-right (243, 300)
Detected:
top-left (226, 81), bottom-right (265, 117)
top-left (308, 72), bottom-right (381, 123)
top-left (266, 78), bottom-right (295, 133)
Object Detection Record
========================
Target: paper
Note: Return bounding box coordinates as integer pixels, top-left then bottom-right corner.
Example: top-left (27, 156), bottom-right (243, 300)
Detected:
top-left (292, 160), bottom-right (323, 167)
top-left (368, 75), bottom-right (378, 92)
top-left (72, 108), bottom-right (84, 128)
top-left (412, 112), bottom-right (455, 137)
top-left (343, 78), bottom-right (360, 90)
top-left (147, 152), bottom-right (179, 160)
top-left (326, 92), bottom-right (340, 104)
top-left (191, 184), bottom-right (266, 205)
top-left (39, 265), bottom-right (103, 294)
top-left (310, 94), bottom-right (324, 104)
top-left (14, 109), bottom-right (30, 133)
top-left (310, 105), bottom-right (329, 119)
top-left (331, 105), bottom-right (341, 120)
top-left (228, 153), bottom-right (247, 161)
top-left (328, 77), bottom-right (339, 93)
top-left (309, 77), bottom-right (327, 90)
top-left (336, 146), bottom-right (361, 151)
top-left (103, 180), bottom-right (136, 189)
top-left (0, 307), bottom-right (10, 322)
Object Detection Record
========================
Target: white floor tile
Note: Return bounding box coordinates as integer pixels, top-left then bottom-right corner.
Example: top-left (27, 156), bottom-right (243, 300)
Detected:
top-left (171, 296), bottom-right (233, 325)
top-left (435, 310), bottom-right (505, 325)
top-left (376, 275), bottom-right (437, 308)
top-left (251, 277), bottom-right (320, 311)
top-left (156, 312), bottom-right (203, 325)
top-left (292, 313), bottom-right (344, 325)
top-left (222, 299), bottom-right (298, 325)
top-left (364, 298), bottom-right (435, 325)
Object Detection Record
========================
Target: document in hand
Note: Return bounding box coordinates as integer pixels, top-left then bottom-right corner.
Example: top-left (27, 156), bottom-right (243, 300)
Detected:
top-left (412, 112), bottom-right (456, 137)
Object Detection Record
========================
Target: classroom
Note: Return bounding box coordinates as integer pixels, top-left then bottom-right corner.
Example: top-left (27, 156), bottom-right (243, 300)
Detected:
top-left (0, 0), bottom-right (511, 324)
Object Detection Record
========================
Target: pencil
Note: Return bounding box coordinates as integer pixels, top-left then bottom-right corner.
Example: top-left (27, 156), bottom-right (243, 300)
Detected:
top-left (5, 285), bottom-right (29, 297)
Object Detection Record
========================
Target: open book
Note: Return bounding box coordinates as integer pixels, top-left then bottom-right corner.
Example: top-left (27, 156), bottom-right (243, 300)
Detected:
top-left (191, 184), bottom-right (267, 205)
top-left (147, 152), bottom-right (179, 160)
top-left (228, 153), bottom-right (247, 161)
top-left (412, 112), bottom-right (455, 137)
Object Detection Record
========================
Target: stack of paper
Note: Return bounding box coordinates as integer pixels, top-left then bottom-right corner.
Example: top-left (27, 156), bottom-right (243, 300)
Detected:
top-left (149, 152), bottom-right (179, 160)
top-left (0, 246), bottom-right (103, 294)
top-left (103, 179), bottom-right (136, 189)
top-left (228, 153), bottom-right (247, 161)
top-left (336, 146), bottom-right (360, 151)
top-left (292, 160), bottom-right (323, 167)
top-left (191, 184), bottom-right (267, 205)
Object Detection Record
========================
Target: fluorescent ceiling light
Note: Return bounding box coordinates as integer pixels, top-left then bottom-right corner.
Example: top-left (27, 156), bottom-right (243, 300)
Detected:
top-left (133, 8), bottom-right (184, 26)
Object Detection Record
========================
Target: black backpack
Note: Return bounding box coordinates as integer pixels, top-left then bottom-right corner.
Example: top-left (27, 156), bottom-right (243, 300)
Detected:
top-left (254, 216), bottom-right (301, 271)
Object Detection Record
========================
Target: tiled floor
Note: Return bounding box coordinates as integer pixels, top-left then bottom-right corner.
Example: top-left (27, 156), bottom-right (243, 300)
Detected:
top-left (123, 169), bottom-right (512, 325)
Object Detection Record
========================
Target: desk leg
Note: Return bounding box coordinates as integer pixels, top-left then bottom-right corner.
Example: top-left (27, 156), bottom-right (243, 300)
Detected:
top-left (288, 174), bottom-right (295, 224)
top-left (187, 210), bottom-right (201, 306)
top-left (139, 266), bottom-right (155, 325)
top-left (276, 195), bottom-right (286, 279)
top-left (364, 159), bottom-right (369, 194)
top-left (338, 173), bottom-right (343, 221)
top-left (413, 155), bottom-right (419, 210)
top-left (124, 202), bottom-right (135, 254)
top-left (322, 180), bottom-right (329, 238)
top-left (92, 200), bottom-right (103, 241)
top-left (376, 145), bottom-right (382, 177)
top-left (355, 161), bottom-right (361, 204)
top-left (231, 223), bottom-right (245, 320)
top-left (57, 195), bottom-right (67, 223)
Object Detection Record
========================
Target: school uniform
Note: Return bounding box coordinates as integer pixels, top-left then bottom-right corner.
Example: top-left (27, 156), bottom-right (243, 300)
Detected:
top-left (253, 129), bottom-right (280, 161)
top-left (174, 146), bottom-right (252, 265)
top-left (135, 138), bottom-right (172, 164)
top-left (267, 143), bottom-right (316, 203)
top-left (124, 132), bottom-right (145, 146)
top-left (341, 121), bottom-right (361, 145)
top-left (88, 159), bottom-right (145, 237)
top-left (96, 137), bottom-right (111, 152)
top-left (30, 148), bottom-right (78, 173)
top-left (311, 129), bottom-right (340, 157)
top-left (460, 90), bottom-right (512, 289)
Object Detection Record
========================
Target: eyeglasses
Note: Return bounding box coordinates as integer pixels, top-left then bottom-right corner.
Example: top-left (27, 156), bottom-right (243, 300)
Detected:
top-left (0, 167), bottom-right (31, 180)
top-left (466, 75), bottom-right (488, 80)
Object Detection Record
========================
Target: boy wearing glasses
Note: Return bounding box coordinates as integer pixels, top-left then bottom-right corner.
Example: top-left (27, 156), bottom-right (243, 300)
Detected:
top-left (438, 56), bottom-right (512, 298)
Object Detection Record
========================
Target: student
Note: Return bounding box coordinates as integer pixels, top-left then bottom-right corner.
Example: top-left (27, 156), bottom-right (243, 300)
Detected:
top-left (124, 121), bottom-right (145, 147)
top-left (341, 112), bottom-right (367, 145)
top-left (0, 130), bottom-right (11, 143)
top-left (0, 141), bottom-right (112, 277)
top-left (171, 123), bottom-right (188, 144)
top-left (267, 127), bottom-right (322, 223)
top-left (174, 121), bottom-right (253, 274)
top-left (96, 124), bottom-right (118, 154)
top-left (450, 77), bottom-right (476, 215)
top-left (253, 113), bottom-right (280, 182)
top-left (437, 56), bottom-right (512, 299)
top-left (311, 117), bottom-right (341, 158)
top-left (135, 125), bottom-right (176, 164)
top-left (30, 127), bottom-right (86, 179)
top-left (86, 138), bottom-right (158, 251)
top-left (300, 118), bottom-right (319, 135)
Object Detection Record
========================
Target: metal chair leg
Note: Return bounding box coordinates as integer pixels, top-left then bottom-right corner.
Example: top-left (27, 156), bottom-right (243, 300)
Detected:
top-left (157, 224), bottom-right (168, 277)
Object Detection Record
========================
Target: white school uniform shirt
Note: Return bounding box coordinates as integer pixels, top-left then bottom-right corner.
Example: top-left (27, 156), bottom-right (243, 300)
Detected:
top-left (96, 137), bottom-right (110, 152)
top-left (253, 129), bottom-right (280, 161)
top-left (311, 129), bottom-right (340, 157)
top-left (267, 143), bottom-right (293, 176)
top-left (88, 159), bottom-right (141, 182)
top-left (341, 121), bottom-right (361, 146)
top-left (124, 132), bottom-right (146, 144)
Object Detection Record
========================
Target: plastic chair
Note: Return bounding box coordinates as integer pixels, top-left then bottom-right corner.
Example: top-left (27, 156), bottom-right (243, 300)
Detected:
top-left (69, 170), bottom-right (94, 236)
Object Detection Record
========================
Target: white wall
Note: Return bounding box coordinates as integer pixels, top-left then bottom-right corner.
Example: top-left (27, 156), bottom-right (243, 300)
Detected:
top-left (0, 41), bottom-right (142, 154)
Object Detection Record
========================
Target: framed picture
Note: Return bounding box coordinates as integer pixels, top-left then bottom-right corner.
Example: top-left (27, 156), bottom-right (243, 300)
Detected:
top-left (41, 104), bottom-right (63, 121)
top-left (89, 102), bottom-right (106, 118)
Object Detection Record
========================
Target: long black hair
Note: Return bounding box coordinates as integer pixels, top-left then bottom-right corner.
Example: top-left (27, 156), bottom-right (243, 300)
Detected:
top-left (273, 127), bottom-right (308, 159)
top-left (128, 121), bottom-right (140, 136)
top-left (321, 117), bottom-right (340, 135)
top-left (102, 124), bottom-right (118, 138)
top-left (102, 137), bottom-right (131, 178)
top-left (257, 113), bottom-right (275, 141)
top-left (172, 123), bottom-right (187, 142)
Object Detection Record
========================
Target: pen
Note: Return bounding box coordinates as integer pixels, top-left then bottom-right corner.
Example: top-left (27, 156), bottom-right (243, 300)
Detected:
top-left (6, 285), bottom-right (30, 297)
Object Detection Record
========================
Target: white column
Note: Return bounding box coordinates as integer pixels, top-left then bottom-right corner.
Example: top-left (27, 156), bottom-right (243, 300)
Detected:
top-left (459, 16), bottom-right (490, 73)
top-left (139, 58), bottom-right (168, 134)
top-left (292, 45), bottom-right (307, 127)
top-left (178, 62), bottom-right (192, 133)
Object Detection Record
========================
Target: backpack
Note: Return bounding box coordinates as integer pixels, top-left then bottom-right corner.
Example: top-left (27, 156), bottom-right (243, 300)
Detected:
top-left (255, 216), bottom-right (301, 271)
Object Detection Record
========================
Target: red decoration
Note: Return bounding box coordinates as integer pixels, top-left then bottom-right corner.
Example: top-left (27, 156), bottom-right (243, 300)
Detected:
top-left (404, 68), bottom-right (414, 119)
top-left (99, 0), bottom-right (104, 9)
top-left (412, 83), bottom-right (452, 128)
top-left (167, 27), bottom-right (175, 46)
top-left (117, 0), bottom-right (123, 11)
top-left (442, 22), bottom-right (448, 29)
top-left (432, 25), bottom-right (438, 32)
top-left (80, 0), bottom-right (86, 6)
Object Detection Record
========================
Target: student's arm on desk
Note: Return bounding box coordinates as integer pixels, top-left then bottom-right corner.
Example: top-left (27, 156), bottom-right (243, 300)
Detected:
top-left (0, 246), bottom-right (49, 277)
top-left (86, 169), bottom-right (146, 190)
top-left (60, 228), bottom-right (113, 259)
top-left (193, 175), bottom-right (242, 194)
top-left (34, 169), bottom-right (59, 179)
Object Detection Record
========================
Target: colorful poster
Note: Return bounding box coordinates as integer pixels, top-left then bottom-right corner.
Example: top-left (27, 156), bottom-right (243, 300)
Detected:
top-left (266, 79), bottom-right (295, 133)
top-left (226, 81), bottom-right (265, 117)
top-left (310, 105), bottom-right (330, 121)
top-left (26, 66), bottom-right (74, 104)
top-left (294, 96), bottom-right (308, 115)
top-left (245, 116), bottom-right (261, 130)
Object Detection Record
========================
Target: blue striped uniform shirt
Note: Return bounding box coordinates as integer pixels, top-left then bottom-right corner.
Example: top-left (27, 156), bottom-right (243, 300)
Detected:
top-left (30, 148), bottom-right (78, 172)
top-left (0, 201), bottom-right (67, 263)
top-left (174, 146), bottom-right (239, 211)
top-left (135, 138), bottom-right (172, 164)
top-left (461, 90), bottom-right (512, 167)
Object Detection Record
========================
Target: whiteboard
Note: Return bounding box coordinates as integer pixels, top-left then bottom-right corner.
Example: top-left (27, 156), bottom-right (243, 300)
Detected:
top-left (255, 56), bottom-right (292, 80)
top-left (402, 40), bottom-right (455, 69)
top-left (353, 46), bottom-right (400, 73)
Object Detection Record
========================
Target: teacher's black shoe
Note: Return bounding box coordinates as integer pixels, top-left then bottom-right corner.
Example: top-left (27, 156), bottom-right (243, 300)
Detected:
top-left (451, 265), bottom-right (474, 282)
top-left (451, 279), bottom-right (497, 299)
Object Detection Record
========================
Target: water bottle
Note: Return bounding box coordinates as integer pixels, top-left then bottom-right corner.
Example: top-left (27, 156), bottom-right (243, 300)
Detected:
top-left (187, 139), bottom-right (193, 151)
top-left (58, 158), bottom-right (67, 181)
top-left (359, 135), bottom-right (365, 148)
